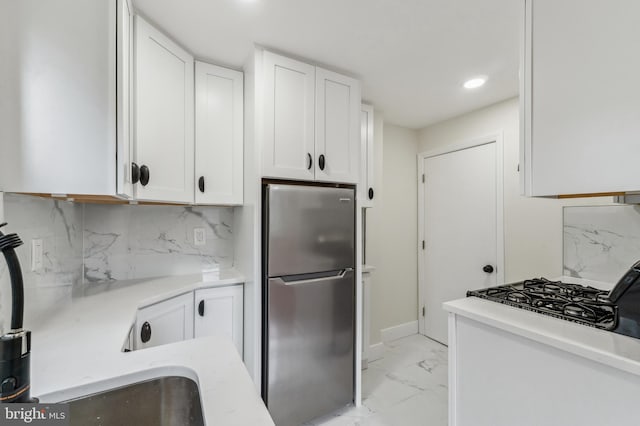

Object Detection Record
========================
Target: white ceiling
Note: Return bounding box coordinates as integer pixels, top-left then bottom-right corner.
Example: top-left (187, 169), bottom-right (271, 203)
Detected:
top-left (132, 0), bottom-right (521, 129)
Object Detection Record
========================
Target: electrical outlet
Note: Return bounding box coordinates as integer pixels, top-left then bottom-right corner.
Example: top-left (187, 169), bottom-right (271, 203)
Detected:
top-left (194, 228), bottom-right (206, 246)
top-left (31, 239), bottom-right (43, 271)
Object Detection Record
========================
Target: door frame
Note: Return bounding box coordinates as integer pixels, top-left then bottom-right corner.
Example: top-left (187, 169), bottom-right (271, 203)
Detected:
top-left (416, 132), bottom-right (505, 336)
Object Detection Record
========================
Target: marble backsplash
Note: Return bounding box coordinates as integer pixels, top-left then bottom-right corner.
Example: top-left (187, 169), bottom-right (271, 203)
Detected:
top-left (563, 205), bottom-right (640, 283)
top-left (83, 203), bottom-right (233, 282)
top-left (0, 193), bottom-right (234, 331)
top-left (0, 194), bottom-right (82, 332)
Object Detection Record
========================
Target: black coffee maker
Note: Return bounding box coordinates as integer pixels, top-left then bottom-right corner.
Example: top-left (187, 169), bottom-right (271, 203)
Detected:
top-left (0, 223), bottom-right (34, 403)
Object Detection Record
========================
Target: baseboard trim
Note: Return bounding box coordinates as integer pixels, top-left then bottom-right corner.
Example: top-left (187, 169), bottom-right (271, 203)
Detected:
top-left (368, 342), bottom-right (384, 362)
top-left (381, 320), bottom-right (419, 343)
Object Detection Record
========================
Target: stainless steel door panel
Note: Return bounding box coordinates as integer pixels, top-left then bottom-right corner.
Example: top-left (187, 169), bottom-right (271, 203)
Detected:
top-left (267, 184), bottom-right (355, 277)
top-left (266, 270), bottom-right (354, 426)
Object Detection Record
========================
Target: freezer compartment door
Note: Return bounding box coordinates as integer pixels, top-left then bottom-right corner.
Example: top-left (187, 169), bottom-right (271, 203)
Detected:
top-left (266, 270), bottom-right (355, 426)
top-left (267, 184), bottom-right (355, 277)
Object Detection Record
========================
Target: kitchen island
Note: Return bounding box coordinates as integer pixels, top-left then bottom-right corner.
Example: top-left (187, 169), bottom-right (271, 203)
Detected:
top-left (29, 272), bottom-right (274, 425)
top-left (444, 277), bottom-right (640, 426)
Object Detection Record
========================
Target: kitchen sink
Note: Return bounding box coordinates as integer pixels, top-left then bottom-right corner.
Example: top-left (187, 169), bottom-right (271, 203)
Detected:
top-left (62, 376), bottom-right (204, 426)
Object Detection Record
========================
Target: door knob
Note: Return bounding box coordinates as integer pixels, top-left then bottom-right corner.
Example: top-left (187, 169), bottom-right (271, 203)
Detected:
top-left (483, 265), bottom-right (494, 274)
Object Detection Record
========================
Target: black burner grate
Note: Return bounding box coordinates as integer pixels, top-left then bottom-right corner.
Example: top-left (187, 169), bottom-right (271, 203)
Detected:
top-left (467, 278), bottom-right (617, 330)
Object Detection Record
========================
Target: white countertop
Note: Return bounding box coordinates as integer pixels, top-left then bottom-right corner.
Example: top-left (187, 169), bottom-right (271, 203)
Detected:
top-left (443, 276), bottom-right (640, 377)
top-left (30, 270), bottom-right (274, 425)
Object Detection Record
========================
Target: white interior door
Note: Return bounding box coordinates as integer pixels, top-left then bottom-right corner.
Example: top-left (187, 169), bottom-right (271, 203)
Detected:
top-left (421, 141), bottom-right (500, 345)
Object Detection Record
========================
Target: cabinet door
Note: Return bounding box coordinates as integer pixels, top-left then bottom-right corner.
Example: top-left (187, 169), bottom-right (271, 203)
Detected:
top-left (116, 0), bottom-right (134, 199)
top-left (135, 292), bottom-right (194, 350)
top-left (134, 16), bottom-right (194, 203)
top-left (0, 0), bottom-right (117, 196)
top-left (194, 285), bottom-right (244, 355)
top-left (360, 104), bottom-right (375, 208)
top-left (315, 67), bottom-right (361, 184)
top-left (195, 62), bottom-right (243, 205)
top-left (522, 0), bottom-right (640, 196)
top-left (262, 51), bottom-right (316, 181)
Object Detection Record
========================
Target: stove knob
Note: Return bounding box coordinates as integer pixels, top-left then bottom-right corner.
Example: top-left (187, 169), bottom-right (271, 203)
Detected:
top-left (483, 265), bottom-right (494, 273)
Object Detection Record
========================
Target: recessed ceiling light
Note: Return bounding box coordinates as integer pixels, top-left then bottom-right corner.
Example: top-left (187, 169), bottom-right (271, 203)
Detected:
top-left (463, 76), bottom-right (487, 89)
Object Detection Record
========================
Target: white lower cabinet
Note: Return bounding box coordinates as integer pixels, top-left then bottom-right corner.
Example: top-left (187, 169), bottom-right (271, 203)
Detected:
top-left (194, 285), bottom-right (244, 355)
top-left (134, 292), bottom-right (194, 350)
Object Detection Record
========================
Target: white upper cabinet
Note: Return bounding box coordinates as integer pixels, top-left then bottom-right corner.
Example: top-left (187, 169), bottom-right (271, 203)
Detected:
top-left (315, 68), bottom-right (361, 184)
top-left (195, 62), bottom-right (244, 205)
top-left (521, 0), bottom-right (640, 196)
top-left (359, 104), bottom-right (375, 207)
top-left (116, 0), bottom-right (134, 199)
top-left (262, 51), bottom-right (316, 181)
top-left (261, 50), bottom-right (361, 184)
top-left (134, 16), bottom-right (194, 203)
top-left (0, 0), bottom-right (131, 198)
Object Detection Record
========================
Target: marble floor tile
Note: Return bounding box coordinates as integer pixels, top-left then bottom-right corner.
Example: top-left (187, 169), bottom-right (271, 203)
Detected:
top-left (307, 334), bottom-right (448, 426)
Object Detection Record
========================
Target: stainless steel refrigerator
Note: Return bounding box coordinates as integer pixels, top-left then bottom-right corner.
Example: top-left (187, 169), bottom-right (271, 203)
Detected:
top-left (262, 182), bottom-right (355, 426)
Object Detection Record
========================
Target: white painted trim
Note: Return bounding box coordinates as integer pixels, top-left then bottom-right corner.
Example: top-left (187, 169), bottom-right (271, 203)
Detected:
top-left (380, 320), bottom-right (419, 343)
top-left (417, 132), bottom-right (506, 337)
top-left (354, 211), bottom-right (363, 406)
top-left (520, 0), bottom-right (533, 196)
top-left (368, 343), bottom-right (384, 363)
top-left (448, 313), bottom-right (458, 426)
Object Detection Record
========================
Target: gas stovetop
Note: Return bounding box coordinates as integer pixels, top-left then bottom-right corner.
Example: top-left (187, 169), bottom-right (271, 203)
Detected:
top-left (467, 278), bottom-right (618, 331)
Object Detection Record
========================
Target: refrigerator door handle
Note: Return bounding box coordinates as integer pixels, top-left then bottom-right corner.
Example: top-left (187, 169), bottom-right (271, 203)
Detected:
top-left (279, 269), bottom-right (351, 286)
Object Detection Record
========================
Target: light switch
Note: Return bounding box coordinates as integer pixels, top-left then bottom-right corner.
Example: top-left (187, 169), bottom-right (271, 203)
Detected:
top-left (194, 228), bottom-right (206, 246)
top-left (31, 239), bottom-right (43, 271)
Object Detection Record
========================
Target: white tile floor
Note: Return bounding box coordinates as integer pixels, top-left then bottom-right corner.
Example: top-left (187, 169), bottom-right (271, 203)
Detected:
top-left (305, 334), bottom-right (448, 426)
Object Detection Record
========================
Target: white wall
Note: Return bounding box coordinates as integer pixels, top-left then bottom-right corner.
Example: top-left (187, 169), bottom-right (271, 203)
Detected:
top-left (418, 97), bottom-right (610, 282)
top-left (366, 118), bottom-right (419, 344)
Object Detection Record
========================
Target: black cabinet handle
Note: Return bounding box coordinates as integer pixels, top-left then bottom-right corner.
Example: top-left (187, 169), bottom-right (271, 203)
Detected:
top-left (131, 162), bottom-right (140, 184)
top-left (483, 265), bottom-right (495, 274)
top-left (198, 176), bottom-right (205, 193)
top-left (368, 188), bottom-right (374, 200)
top-left (318, 155), bottom-right (326, 171)
top-left (140, 165), bottom-right (150, 186)
top-left (198, 300), bottom-right (205, 317)
top-left (307, 153), bottom-right (313, 170)
top-left (140, 321), bottom-right (152, 343)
